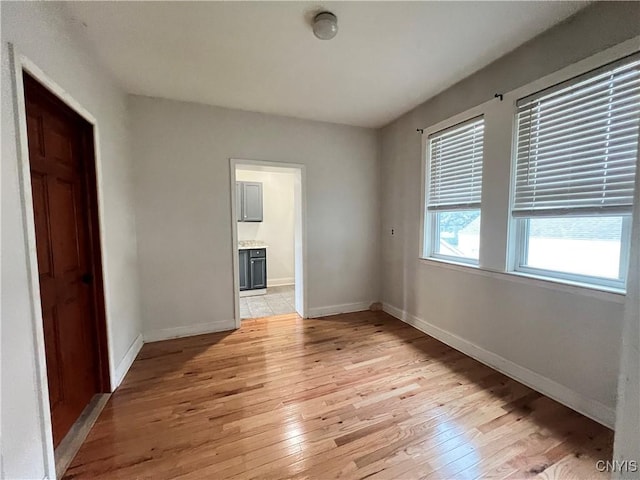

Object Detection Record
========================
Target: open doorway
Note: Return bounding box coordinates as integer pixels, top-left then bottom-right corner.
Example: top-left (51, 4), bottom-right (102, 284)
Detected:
top-left (230, 160), bottom-right (306, 326)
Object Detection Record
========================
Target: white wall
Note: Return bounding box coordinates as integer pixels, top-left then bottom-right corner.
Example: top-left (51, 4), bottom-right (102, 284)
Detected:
top-left (237, 169), bottom-right (295, 286)
top-left (2, 5), bottom-right (637, 480)
top-left (380, 1), bottom-right (640, 428)
top-left (1, 3), bottom-right (142, 478)
top-left (613, 150), bottom-right (640, 478)
top-left (129, 96), bottom-right (380, 340)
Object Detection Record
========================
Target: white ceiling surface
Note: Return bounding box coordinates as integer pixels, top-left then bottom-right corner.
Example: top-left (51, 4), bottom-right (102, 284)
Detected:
top-left (64, 1), bottom-right (588, 128)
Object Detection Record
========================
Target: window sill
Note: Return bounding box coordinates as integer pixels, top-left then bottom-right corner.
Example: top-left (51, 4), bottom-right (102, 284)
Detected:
top-left (510, 269), bottom-right (626, 296)
top-left (418, 257), bottom-right (626, 303)
top-left (419, 256), bottom-right (480, 270)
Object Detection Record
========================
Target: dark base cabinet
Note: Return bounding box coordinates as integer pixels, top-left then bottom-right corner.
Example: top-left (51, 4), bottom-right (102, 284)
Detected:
top-left (250, 257), bottom-right (267, 289)
top-left (239, 250), bottom-right (250, 290)
top-left (239, 248), bottom-right (267, 291)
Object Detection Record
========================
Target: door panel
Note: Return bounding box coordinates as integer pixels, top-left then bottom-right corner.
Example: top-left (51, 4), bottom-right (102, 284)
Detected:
top-left (250, 257), bottom-right (267, 289)
top-left (239, 250), bottom-right (249, 291)
top-left (242, 182), bottom-right (263, 222)
top-left (52, 178), bottom-right (82, 274)
top-left (31, 174), bottom-right (53, 276)
top-left (236, 182), bottom-right (243, 222)
top-left (42, 307), bottom-right (63, 409)
top-left (24, 74), bottom-right (101, 447)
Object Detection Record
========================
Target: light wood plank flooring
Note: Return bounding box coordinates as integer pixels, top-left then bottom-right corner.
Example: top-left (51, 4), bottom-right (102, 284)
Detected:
top-left (64, 311), bottom-right (612, 479)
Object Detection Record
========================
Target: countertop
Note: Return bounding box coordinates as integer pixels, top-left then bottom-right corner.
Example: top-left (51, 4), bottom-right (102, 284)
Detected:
top-left (238, 240), bottom-right (268, 250)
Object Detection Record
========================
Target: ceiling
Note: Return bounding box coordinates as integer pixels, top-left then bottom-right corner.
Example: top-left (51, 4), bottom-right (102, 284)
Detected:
top-left (64, 1), bottom-right (588, 128)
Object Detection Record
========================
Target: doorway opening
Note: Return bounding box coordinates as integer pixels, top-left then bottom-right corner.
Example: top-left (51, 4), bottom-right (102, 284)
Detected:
top-left (230, 160), bottom-right (306, 325)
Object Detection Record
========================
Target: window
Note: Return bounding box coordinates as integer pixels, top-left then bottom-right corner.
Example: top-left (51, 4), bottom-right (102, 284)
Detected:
top-left (512, 54), bottom-right (640, 289)
top-left (425, 117), bottom-right (484, 263)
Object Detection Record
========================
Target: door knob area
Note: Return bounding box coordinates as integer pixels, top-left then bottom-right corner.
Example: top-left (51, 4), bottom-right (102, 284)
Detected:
top-left (81, 273), bottom-right (93, 284)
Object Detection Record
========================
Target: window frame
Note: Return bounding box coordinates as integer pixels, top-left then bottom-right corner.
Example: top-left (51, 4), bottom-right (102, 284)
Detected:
top-left (512, 215), bottom-right (632, 292)
top-left (421, 114), bottom-right (486, 265)
top-left (507, 52), bottom-right (639, 293)
top-left (425, 208), bottom-right (482, 265)
top-left (416, 37), bottom-right (639, 297)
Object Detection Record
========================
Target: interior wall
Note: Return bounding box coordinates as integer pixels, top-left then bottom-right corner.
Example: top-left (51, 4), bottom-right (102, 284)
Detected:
top-left (379, 1), bottom-right (640, 427)
top-left (236, 169), bottom-right (296, 286)
top-left (129, 95), bottom-right (380, 339)
top-left (613, 150), bottom-right (640, 477)
top-left (1, 3), bottom-right (142, 478)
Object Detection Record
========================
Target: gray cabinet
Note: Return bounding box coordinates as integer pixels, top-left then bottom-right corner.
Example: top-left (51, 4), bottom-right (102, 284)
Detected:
top-left (236, 181), bottom-right (263, 222)
top-left (249, 257), bottom-right (267, 289)
top-left (236, 182), bottom-right (243, 222)
top-left (239, 249), bottom-right (249, 290)
top-left (239, 248), bottom-right (267, 291)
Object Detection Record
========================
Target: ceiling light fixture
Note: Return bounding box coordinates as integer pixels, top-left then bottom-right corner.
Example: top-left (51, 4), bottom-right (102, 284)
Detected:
top-left (312, 11), bottom-right (338, 40)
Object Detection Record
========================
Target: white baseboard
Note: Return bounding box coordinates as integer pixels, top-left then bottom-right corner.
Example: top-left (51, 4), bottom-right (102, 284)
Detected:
top-left (113, 333), bottom-right (143, 389)
top-left (240, 288), bottom-right (267, 297)
top-left (383, 303), bottom-right (615, 429)
top-left (144, 320), bottom-right (235, 343)
top-left (307, 301), bottom-right (371, 318)
top-left (268, 277), bottom-right (294, 287)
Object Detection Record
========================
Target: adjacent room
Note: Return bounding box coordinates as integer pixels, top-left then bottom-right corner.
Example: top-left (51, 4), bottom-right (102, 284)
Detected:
top-left (1, 1), bottom-right (639, 480)
top-left (235, 162), bottom-right (302, 319)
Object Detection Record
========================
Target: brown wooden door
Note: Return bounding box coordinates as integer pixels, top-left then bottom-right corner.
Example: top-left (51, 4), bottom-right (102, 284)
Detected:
top-left (24, 74), bottom-right (101, 447)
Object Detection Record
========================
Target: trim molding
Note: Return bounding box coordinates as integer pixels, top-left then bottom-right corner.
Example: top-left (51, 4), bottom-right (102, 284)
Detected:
top-left (144, 320), bottom-right (235, 343)
top-left (9, 44), bottom-right (113, 480)
top-left (268, 277), bottom-right (295, 287)
top-left (113, 334), bottom-right (143, 388)
top-left (54, 393), bottom-right (110, 479)
top-left (239, 288), bottom-right (267, 298)
top-left (416, 257), bottom-right (626, 303)
top-left (307, 302), bottom-right (371, 318)
top-left (230, 159), bottom-right (308, 328)
top-left (383, 303), bottom-right (616, 429)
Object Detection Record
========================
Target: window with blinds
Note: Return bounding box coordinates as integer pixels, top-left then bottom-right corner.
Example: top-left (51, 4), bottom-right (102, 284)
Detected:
top-left (511, 53), bottom-right (639, 288)
top-left (425, 117), bottom-right (484, 263)
top-left (513, 54), bottom-right (640, 217)
top-left (427, 117), bottom-right (484, 212)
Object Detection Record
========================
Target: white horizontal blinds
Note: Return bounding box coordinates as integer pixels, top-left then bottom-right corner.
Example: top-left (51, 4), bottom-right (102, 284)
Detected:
top-left (427, 117), bottom-right (484, 211)
top-left (513, 53), bottom-right (640, 217)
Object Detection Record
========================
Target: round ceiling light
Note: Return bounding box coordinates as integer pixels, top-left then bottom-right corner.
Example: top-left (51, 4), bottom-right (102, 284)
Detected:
top-left (312, 11), bottom-right (338, 40)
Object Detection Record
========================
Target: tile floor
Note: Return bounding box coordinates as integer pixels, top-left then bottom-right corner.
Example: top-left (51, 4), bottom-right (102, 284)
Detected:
top-left (240, 285), bottom-right (296, 319)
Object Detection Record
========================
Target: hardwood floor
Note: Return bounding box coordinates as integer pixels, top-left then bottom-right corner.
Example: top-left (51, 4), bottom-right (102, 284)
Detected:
top-left (64, 311), bottom-right (612, 479)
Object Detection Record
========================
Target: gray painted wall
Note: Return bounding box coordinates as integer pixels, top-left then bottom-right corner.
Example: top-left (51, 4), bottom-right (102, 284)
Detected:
top-left (1, 2), bottom-right (142, 479)
top-left (379, 1), bottom-right (640, 426)
top-left (128, 96), bottom-right (380, 340)
top-left (2, 2), bottom-right (639, 479)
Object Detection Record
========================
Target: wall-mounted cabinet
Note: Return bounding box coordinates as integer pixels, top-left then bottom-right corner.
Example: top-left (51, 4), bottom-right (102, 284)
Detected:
top-left (236, 181), bottom-right (263, 222)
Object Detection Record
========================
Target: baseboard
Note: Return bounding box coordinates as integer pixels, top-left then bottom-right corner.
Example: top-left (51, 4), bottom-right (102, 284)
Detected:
top-left (240, 288), bottom-right (267, 297)
top-left (143, 320), bottom-right (235, 343)
top-left (307, 301), bottom-right (372, 318)
top-left (268, 277), bottom-right (295, 287)
top-left (55, 393), bottom-right (110, 478)
top-left (113, 333), bottom-right (143, 388)
top-left (382, 303), bottom-right (616, 429)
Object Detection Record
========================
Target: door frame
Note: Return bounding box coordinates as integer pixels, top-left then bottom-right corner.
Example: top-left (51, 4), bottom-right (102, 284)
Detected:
top-left (229, 159), bottom-right (308, 326)
top-left (9, 45), bottom-right (113, 477)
